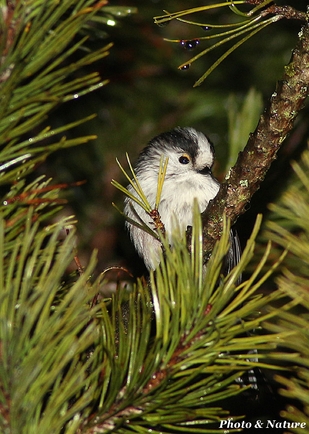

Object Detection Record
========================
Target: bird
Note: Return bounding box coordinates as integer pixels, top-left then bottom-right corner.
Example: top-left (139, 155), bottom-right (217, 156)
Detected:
top-left (124, 126), bottom-right (240, 272)
top-left (123, 128), bottom-right (271, 412)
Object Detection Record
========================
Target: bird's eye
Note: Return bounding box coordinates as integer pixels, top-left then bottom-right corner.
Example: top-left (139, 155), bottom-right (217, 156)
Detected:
top-left (179, 154), bottom-right (190, 164)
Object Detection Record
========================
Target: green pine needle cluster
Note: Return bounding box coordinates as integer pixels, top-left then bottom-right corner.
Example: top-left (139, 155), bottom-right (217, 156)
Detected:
top-left (81, 208), bottom-right (292, 434)
top-left (154, 1), bottom-right (284, 86)
top-left (261, 147), bottom-right (309, 431)
top-left (0, 0), bottom-right (113, 186)
top-left (0, 211), bottom-right (102, 434)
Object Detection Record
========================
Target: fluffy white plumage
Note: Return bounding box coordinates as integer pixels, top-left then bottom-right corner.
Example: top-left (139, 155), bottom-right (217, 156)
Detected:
top-left (124, 127), bottom-right (221, 270)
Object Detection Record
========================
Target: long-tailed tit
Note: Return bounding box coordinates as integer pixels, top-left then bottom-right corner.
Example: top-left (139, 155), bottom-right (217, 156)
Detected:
top-left (124, 127), bottom-right (240, 271)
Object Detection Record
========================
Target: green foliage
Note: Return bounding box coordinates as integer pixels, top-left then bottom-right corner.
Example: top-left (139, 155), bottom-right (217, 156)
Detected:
top-left (112, 154), bottom-right (168, 239)
top-left (0, 210), bottom-right (102, 434)
top-left (0, 0), bottom-right (112, 185)
top-left (154, 1), bottom-right (287, 86)
top-left (261, 147), bottom-right (309, 431)
top-left (226, 88), bottom-right (263, 170)
top-left (82, 209), bottom-right (291, 434)
top-left (0, 175), bottom-right (295, 434)
top-left (113, 154), bottom-right (168, 215)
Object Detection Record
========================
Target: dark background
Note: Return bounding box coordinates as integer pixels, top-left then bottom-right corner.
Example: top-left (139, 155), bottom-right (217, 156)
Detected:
top-left (42, 0), bottom-right (309, 276)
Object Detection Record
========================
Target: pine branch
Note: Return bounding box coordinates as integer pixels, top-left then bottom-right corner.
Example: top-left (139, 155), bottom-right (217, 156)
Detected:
top-left (256, 146), bottom-right (309, 431)
top-left (197, 17), bottom-right (309, 261)
top-left (80, 209), bottom-right (293, 433)
top-left (0, 0), bottom-right (113, 185)
top-left (0, 209), bottom-right (103, 434)
top-left (0, 3), bottom-right (138, 433)
top-left (154, 2), bottom-right (306, 85)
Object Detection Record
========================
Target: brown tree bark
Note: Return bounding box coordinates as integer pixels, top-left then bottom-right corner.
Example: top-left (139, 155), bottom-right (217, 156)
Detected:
top-left (199, 19), bottom-right (309, 261)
